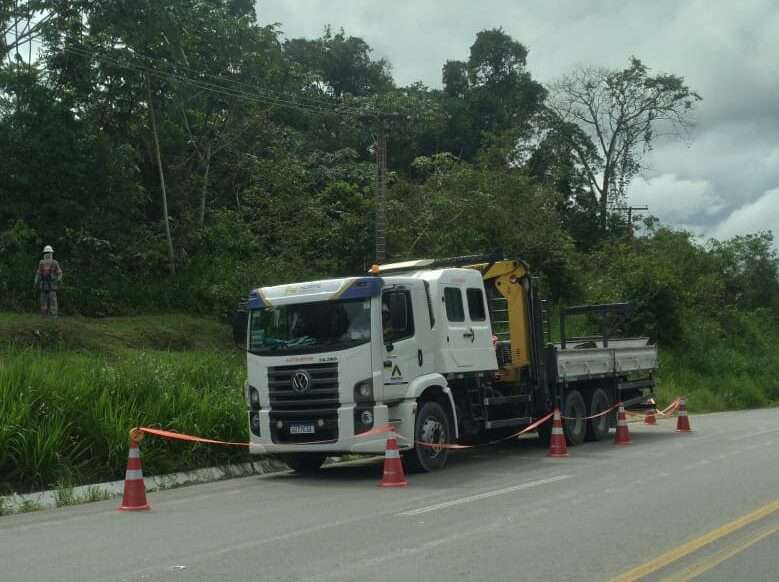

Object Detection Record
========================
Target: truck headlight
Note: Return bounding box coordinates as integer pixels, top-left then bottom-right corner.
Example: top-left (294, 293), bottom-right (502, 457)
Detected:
top-left (249, 386), bottom-right (260, 411)
top-left (354, 379), bottom-right (373, 403)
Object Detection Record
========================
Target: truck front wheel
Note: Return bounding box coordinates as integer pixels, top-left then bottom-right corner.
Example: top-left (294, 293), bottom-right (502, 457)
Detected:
top-left (282, 453), bottom-right (327, 474)
top-left (405, 401), bottom-right (452, 472)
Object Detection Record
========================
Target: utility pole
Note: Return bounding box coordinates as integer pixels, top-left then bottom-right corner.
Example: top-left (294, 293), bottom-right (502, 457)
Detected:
top-left (613, 204), bottom-right (649, 238)
top-left (365, 111), bottom-right (403, 263)
top-left (375, 119), bottom-right (387, 263)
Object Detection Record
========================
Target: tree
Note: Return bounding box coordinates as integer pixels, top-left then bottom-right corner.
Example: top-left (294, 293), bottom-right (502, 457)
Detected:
top-left (387, 154), bottom-right (575, 298)
top-left (285, 26), bottom-right (393, 98)
top-left (548, 57), bottom-right (702, 228)
top-left (709, 232), bottom-right (779, 311)
top-left (440, 29), bottom-right (546, 161)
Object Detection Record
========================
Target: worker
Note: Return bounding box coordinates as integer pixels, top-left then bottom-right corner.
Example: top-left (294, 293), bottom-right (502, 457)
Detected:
top-left (34, 245), bottom-right (63, 316)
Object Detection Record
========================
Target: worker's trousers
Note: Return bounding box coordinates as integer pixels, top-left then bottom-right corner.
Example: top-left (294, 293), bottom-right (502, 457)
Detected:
top-left (40, 290), bottom-right (58, 316)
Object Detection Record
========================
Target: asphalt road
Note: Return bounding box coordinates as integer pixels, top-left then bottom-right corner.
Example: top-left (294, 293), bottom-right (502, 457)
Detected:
top-left (3, 408), bottom-right (779, 582)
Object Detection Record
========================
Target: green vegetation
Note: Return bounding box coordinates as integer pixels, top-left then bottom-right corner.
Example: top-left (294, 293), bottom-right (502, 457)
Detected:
top-left (0, 315), bottom-right (248, 494)
top-left (1, 2), bottom-right (777, 494)
top-left (54, 485), bottom-right (112, 507)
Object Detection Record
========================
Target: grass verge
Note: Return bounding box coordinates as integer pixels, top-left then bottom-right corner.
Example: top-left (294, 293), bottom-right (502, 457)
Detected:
top-left (0, 313), bottom-right (248, 495)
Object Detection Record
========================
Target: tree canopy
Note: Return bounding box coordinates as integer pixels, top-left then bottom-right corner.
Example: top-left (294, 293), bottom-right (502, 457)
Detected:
top-left (1, 0), bottom-right (775, 354)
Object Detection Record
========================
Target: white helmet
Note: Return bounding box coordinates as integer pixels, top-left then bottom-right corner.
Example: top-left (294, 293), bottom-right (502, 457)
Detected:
top-left (43, 245), bottom-right (54, 254)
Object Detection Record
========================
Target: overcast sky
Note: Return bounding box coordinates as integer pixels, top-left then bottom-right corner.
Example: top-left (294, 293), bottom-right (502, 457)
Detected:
top-left (257, 0), bottom-right (779, 244)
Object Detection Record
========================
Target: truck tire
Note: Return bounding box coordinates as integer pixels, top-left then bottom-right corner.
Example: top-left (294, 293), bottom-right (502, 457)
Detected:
top-left (281, 453), bottom-right (327, 474)
top-left (404, 401), bottom-right (452, 473)
top-left (563, 390), bottom-right (587, 446)
top-left (585, 388), bottom-right (611, 441)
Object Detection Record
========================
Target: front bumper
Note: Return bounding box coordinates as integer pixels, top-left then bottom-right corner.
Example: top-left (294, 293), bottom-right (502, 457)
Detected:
top-left (248, 404), bottom-right (406, 455)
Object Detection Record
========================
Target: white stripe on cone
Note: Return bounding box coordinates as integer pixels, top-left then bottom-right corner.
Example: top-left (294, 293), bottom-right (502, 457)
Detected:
top-left (125, 469), bottom-right (144, 480)
top-left (128, 448), bottom-right (140, 458)
top-left (385, 449), bottom-right (400, 459)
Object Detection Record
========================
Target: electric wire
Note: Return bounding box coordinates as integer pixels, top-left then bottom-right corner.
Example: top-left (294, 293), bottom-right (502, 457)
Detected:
top-left (60, 44), bottom-right (392, 119)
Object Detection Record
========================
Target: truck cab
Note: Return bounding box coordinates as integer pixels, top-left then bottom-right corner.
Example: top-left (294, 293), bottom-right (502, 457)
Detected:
top-left (244, 263), bottom-right (501, 472)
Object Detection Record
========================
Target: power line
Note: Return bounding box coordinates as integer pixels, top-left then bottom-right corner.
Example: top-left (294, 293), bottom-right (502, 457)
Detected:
top-left (60, 43), bottom-right (403, 259)
top-left (60, 44), bottom-right (391, 119)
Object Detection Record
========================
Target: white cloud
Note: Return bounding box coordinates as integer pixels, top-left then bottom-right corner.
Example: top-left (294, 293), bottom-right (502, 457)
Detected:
top-left (713, 187), bottom-right (779, 241)
top-left (258, 0), bottom-right (779, 243)
top-left (629, 174), bottom-right (724, 223)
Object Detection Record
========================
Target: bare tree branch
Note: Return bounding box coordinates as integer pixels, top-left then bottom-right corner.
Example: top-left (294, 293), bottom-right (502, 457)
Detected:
top-left (547, 57), bottom-right (701, 229)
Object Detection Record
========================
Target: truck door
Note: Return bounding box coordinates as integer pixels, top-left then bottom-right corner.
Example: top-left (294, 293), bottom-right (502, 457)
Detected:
top-left (443, 286), bottom-right (472, 368)
top-left (444, 285), bottom-right (498, 370)
top-left (382, 288), bottom-right (419, 402)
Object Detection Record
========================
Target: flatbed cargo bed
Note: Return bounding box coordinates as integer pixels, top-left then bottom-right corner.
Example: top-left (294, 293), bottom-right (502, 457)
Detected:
top-left (554, 337), bottom-right (657, 381)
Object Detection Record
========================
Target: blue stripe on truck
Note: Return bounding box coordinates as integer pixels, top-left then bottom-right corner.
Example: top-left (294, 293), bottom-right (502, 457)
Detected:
top-left (338, 277), bottom-right (383, 299)
top-left (247, 290), bottom-right (264, 309)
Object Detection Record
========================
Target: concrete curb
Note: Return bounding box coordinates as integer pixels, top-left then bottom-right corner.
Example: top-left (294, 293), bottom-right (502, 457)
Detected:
top-left (0, 457), bottom-right (289, 516)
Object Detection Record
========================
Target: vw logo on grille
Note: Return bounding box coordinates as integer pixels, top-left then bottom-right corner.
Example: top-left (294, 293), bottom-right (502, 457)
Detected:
top-left (291, 370), bottom-right (312, 393)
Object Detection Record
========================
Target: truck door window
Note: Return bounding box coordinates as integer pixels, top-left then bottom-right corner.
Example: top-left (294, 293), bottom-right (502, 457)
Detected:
top-left (444, 287), bottom-right (465, 322)
top-left (383, 291), bottom-right (414, 343)
top-left (466, 288), bottom-right (486, 321)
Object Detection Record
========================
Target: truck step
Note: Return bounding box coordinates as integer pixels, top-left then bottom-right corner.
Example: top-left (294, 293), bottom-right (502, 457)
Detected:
top-left (483, 394), bottom-right (531, 406)
top-left (484, 417), bottom-right (532, 430)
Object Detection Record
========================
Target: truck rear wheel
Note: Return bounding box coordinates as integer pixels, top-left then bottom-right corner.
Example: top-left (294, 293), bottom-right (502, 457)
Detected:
top-left (282, 453), bottom-right (327, 474)
top-left (586, 388), bottom-right (611, 441)
top-left (563, 390), bottom-right (587, 446)
top-left (404, 401), bottom-right (451, 472)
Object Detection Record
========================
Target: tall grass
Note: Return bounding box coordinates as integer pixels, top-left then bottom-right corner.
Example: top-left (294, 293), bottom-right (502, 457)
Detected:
top-left (656, 310), bottom-right (779, 411)
top-left (0, 348), bottom-right (248, 493)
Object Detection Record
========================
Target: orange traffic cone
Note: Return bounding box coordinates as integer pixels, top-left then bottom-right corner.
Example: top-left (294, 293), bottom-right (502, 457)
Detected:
top-left (644, 399), bottom-right (657, 425)
top-left (119, 435), bottom-right (150, 511)
top-left (547, 408), bottom-right (569, 458)
top-left (614, 402), bottom-right (632, 445)
top-left (380, 430), bottom-right (408, 488)
top-left (676, 397), bottom-right (692, 432)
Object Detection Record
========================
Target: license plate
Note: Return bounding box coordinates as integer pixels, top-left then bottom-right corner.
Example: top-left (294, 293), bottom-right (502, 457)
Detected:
top-left (289, 423), bottom-right (315, 435)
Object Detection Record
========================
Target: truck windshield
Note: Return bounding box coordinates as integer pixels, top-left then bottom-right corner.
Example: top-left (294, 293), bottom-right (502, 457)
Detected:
top-left (248, 297), bottom-right (371, 355)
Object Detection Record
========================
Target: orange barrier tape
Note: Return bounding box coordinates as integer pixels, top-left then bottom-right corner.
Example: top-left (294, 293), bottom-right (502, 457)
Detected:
top-left (505, 411), bottom-right (555, 439)
top-left (137, 427), bottom-right (249, 447)
top-left (561, 403), bottom-right (619, 422)
top-left (135, 422), bottom-right (403, 448)
top-left (658, 398), bottom-right (681, 415)
top-left (623, 398), bottom-right (681, 418)
top-left (134, 408), bottom-right (557, 453)
top-left (402, 411), bottom-right (555, 450)
top-left (623, 409), bottom-right (649, 417)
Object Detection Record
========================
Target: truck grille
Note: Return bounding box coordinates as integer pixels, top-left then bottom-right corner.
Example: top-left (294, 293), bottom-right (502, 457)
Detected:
top-left (267, 363), bottom-right (339, 443)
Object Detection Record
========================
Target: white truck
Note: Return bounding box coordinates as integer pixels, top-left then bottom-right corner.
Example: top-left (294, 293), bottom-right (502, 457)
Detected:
top-left (244, 255), bottom-right (657, 472)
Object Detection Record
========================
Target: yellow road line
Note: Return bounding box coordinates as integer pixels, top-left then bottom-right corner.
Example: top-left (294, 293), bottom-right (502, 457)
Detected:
top-left (610, 498), bottom-right (779, 581)
top-left (660, 521), bottom-right (779, 582)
